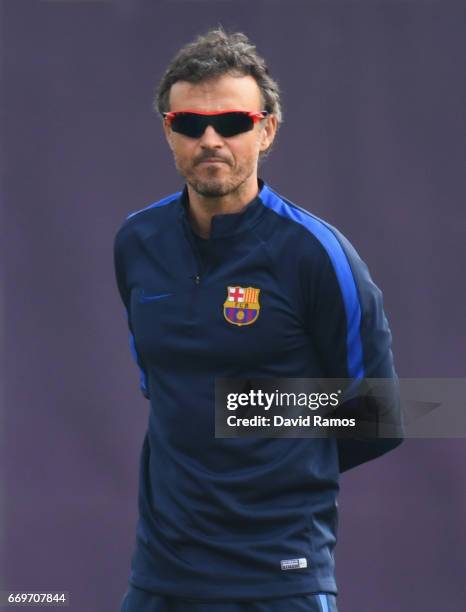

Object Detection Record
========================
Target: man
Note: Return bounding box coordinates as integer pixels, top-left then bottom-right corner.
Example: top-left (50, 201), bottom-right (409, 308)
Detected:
top-left (114, 28), bottom-right (403, 612)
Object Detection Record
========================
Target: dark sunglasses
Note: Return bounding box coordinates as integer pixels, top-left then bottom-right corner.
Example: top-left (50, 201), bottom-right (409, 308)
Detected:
top-left (162, 109), bottom-right (269, 138)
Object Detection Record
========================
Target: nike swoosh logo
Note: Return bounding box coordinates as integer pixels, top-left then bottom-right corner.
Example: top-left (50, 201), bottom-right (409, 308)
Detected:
top-left (140, 291), bottom-right (172, 303)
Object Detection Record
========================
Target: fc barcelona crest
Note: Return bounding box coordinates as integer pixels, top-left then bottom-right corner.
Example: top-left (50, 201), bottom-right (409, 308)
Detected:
top-left (223, 286), bottom-right (261, 327)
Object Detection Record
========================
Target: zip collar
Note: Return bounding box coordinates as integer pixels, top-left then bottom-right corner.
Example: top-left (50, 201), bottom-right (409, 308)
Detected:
top-left (177, 178), bottom-right (269, 239)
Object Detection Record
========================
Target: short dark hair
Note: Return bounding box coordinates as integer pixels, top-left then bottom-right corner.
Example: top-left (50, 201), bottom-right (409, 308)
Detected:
top-left (154, 26), bottom-right (282, 159)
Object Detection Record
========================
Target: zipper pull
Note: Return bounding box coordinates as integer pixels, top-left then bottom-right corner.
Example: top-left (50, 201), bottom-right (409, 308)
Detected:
top-left (194, 274), bottom-right (201, 285)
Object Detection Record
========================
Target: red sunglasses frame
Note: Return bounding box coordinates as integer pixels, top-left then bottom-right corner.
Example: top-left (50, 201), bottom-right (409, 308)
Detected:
top-left (162, 109), bottom-right (269, 126)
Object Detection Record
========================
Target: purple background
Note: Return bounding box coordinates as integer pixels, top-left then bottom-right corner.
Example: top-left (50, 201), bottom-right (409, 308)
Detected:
top-left (1, 1), bottom-right (465, 610)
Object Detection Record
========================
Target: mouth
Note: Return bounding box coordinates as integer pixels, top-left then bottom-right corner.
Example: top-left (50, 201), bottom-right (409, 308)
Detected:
top-left (198, 159), bottom-right (227, 165)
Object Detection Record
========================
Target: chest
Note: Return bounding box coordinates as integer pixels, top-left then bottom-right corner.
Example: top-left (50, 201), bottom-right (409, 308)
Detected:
top-left (128, 229), bottom-right (309, 372)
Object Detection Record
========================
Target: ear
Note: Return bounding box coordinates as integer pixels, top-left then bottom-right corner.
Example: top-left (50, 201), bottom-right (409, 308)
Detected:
top-left (259, 114), bottom-right (278, 153)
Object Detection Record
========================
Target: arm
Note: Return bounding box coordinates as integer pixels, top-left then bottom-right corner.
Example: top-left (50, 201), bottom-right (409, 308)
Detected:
top-left (113, 226), bottom-right (150, 400)
top-left (305, 226), bottom-right (404, 472)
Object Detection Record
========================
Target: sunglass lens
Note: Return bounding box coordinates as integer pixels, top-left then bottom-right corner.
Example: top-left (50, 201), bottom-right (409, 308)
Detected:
top-left (214, 113), bottom-right (254, 137)
top-left (170, 113), bottom-right (206, 138)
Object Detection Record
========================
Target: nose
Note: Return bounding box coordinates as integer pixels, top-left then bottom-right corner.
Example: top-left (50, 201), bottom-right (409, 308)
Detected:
top-left (199, 124), bottom-right (224, 148)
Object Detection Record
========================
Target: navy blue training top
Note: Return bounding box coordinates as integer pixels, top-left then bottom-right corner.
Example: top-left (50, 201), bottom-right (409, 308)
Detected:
top-left (113, 178), bottom-right (402, 601)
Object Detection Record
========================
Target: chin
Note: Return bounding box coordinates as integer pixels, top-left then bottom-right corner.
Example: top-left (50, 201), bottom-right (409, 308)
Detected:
top-left (194, 183), bottom-right (230, 198)
top-left (189, 176), bottom-right (235, 198)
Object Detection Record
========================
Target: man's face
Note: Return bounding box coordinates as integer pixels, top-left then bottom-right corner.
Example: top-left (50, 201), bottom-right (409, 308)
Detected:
top-left (163, 74), bottom-right (277, 198)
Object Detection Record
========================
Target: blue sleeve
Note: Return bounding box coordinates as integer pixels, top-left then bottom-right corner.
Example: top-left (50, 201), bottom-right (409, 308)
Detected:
top-left (113, 226), bottom-right (150, 400)
top-left (306, 227), bottom-right (404, 471)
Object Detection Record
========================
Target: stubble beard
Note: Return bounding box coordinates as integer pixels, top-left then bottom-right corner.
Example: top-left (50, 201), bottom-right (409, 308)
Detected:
top-left (177, 158), bottom-right (254, 199)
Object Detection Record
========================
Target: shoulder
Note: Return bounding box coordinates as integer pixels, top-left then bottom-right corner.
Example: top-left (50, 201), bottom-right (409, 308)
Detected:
top-left (260, 183), bottom-right (363, 273)
top-left (125, 190), bottom-right (182, 222)
top-left (114, 189), bottom-right (182, 252)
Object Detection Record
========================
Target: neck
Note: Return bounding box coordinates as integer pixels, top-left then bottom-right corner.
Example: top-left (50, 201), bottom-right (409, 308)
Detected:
top-left (186, 173), bottom-right (260, 238)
